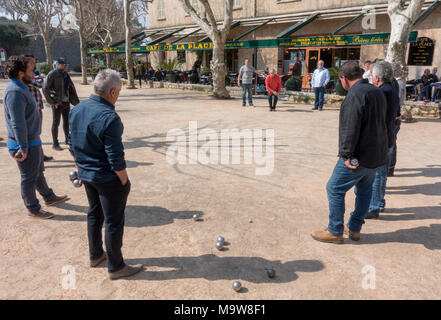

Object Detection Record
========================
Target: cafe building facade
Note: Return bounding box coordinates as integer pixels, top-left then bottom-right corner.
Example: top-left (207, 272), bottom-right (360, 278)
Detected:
top-left (88, 0), bottom-right (441, 85)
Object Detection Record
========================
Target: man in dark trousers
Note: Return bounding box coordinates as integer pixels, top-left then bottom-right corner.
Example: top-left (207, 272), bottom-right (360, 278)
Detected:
top-left (3, 56), bottom-right (68, 219)
top-left (311, 61), bottom-right (388, 244)
top-left (68, 69), bottom-right (143, 280)
top-left (366, 61), bottom-right (401, 219)
top-left (43, 58), bottom-right (79, 151)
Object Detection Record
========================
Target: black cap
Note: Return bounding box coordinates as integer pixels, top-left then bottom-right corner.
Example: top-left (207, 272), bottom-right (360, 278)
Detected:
top-left (57, 58), bottom-right (67, 65)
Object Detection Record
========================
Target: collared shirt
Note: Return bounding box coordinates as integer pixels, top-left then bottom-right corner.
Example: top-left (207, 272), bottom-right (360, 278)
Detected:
top-left (311, 67), bottom-right (330, 88)
top-left (68, 94), bottom-right (126, 184)
top-left (28, 77), bottom-right (44, 110)
top-left (265, 74), bottom-right (282, 94)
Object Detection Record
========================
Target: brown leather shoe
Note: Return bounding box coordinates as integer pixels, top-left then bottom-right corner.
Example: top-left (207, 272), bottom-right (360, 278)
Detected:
top-left (28, 209), bottom-right (55, 219)
top-left (109, 264), bottom-right (143, 280)
top-left (344, 225), bottom-right (360, 241)
top-left (45, 195), bottom-right (68, 206)
top-left (90, 252), bottom-right (107, 268)
top-left (311, 229), bottom-right (343, 244)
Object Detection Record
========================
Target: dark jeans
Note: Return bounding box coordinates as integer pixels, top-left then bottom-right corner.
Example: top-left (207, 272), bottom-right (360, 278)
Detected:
top-left (268, 94), bottom-right (278, 109)
top-left (52, 103), bottom-right (70, 146)
top-left (137, 75), bottom-right (144, 86)
top-left (430, 83), bottom-right (441, 102)
top-left (368, 163), bottom-right (388, 215)
top-left (326, 158), bottom-right (377, 236)
top-left (314, 87), bottom-right (325, 109)
top-left (9, 145), bottom-right (56, 213)
top-left (419, 85), bottom-right (431, 100)
top-left (388, 120), bottom-right (401, 175)
top-left (83, 178), bottom-right (131, 273)
top-left (242, 83), bottom-right (253, 105)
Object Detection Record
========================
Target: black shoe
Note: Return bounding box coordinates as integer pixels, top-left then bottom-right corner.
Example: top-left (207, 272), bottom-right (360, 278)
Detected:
top-left (249, 104), bottom-right (254, 107)
top-left (365, 212), bottom-right (379, 219)
top-left (312, 107), bottom-right (318, 110)
top-left (52, 144), bottom-right (63, 151)
top-left (319, 108), bottom-right (323, 111)
top-left (43, 155), bottom-right (54, 161)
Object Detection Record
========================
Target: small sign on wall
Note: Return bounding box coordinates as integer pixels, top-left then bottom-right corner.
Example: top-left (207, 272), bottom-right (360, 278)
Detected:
top-left (408, 37), bottom-right (435, 66)
top-left (0, 48), bottom-right (6, 62)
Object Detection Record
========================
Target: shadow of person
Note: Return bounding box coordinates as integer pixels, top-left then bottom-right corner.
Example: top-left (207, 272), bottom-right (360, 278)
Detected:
top-left (124, 255), bottom-right (325, 284)
top-left (386, 182), bottom-right (441, 196)
top-left (356, 224), bottom-right (441, 250)
top-left (52, 202), bottom-right (203, 228)
top-left (394, 165), bottom-right (441, 178)
top-left (379, 205), bottom-right (441, 221)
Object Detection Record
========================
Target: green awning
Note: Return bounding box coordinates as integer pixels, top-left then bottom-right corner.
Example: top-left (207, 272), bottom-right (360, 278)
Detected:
top-left (147, 27), bottom-right (186, 46)
top-left (110, 31), bottom-right (147, 47)
top-left (333, 10), bottom-right (370, 35)
top-left (233, 18), bottom-right (274, 41)
top-left (198, 21), bottom-right (241, 43)
top-left (413, 0), bottom-right (441, 27)
top-left (171, 28), bottom-right (202, 44)
top-left (132, 30), bottom-right (162, 46)
top-left (276, 13), bottom-right (320, 38)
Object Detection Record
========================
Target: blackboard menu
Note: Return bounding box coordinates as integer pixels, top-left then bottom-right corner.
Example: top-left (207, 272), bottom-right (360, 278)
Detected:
top-left (408, 37), bottom-right (435, 66)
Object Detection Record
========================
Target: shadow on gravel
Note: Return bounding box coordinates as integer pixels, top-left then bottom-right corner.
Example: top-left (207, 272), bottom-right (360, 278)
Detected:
top-left (44, 159), bottom-right (153, 169)
top-left (393, 165), bottom-right (441, 178)
top-left (52, 202), bottom-right (202, 228)
top-left (124, 255), bottom-right (325, 284)
top-left (386, 182), bottom-right (441, 196)
top-left (379, 205), bottom-right (441, 221)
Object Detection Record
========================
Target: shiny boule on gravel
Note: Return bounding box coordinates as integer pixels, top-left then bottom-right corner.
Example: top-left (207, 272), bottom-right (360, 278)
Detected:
top-left (232, 281), bottom-right (242, 292)
top-left (217, 236), bottom-right (225, 243)
top-left (193, 213), bottom-right (200, 221)
top-left (266, 269), bottom-right (276, 278)
top-left (216, 241), bottom-right (224, 250)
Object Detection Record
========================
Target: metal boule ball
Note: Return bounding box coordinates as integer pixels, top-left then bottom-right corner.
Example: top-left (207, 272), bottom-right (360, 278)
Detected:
top-left (216, 241), bottom-right (224, 250)
top-left (69, 170), bottom-right (78, 181)
top-left (73, 179), bottom-right (82, 188)
top-left (193, 213), bottom-right (200, 221)
top-left (266, 269), bottom-right (276, 278)
top-left (217, 236), bottom-right (225, 243)
top-left (232, 281), bottom-right (242, 292)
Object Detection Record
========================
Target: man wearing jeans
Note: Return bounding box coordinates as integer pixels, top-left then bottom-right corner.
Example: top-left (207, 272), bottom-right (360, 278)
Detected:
top-left (365, 61), bottom-right (400, 219)
top-left (310, 60), bottom-right (330, 111)
top-left (311, 61), bottom-right (388, 244)
top-left (3, 56), bottom-right (68, 219)
top-left (69, 69), bottom-right (142, 280)
top-left (265, 68), bottom-right (282, 111)
top-left (238, 59), bottom-right (258, 107)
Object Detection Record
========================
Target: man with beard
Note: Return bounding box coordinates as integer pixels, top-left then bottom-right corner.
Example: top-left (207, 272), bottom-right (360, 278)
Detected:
top-left (3, 56), bottom-right (68, 219)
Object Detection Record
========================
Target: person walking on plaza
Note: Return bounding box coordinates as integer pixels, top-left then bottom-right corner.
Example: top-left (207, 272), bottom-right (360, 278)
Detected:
top-left (42, 58), bottom-right (79, 151)
top-left (3, 56), bottom-right (68, 219)
top-left (310, 60), bottom-right (330, 111)
top-left (265, 68), bottom-right (282, 111)
top-left (238, 59), bottom-right (259, 107)
top-left (311, 61), bottom-right (388, 244)
top-left (389, 62), bottom-right (405, 177)
top-left (68, 69), bottom-right (143, 280)
top-left (365, 61), bottom-right (400, 219)
top-left (135, 61), bottom-right (145, 88)
top-left (25, 55), bottom-right (53, 162)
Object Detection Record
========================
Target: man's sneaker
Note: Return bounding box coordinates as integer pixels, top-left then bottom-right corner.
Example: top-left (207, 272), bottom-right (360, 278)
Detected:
top-left (43, 155), bottom-right (54, 161)
top-left (365, 211), bottom-right (379, 219)
top-left (311, 229), bottom-right (343, 244)
top-left (28, 209), bottom-right (55, 219)
top-left (52, 144), bottom-right (63, 151)
top-left (90, 252), bottom-right (107, 268)
top-left (45, 195), bottom-right (68, 206)
top-left (109, 264), bottom-right (143, 280)
top-left (344, 225), bottom-right (360, 241)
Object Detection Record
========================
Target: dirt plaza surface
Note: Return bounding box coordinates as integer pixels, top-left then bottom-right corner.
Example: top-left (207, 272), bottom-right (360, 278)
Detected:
top-left (0, 78), bottom-right (440, 300)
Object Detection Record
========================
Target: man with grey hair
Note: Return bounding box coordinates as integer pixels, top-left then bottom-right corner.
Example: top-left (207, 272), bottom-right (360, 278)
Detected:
top-left (310, 60), bottom-right (330, 110)
top-left (68, 69), bottom-right (143, 280)
top-left (366, 61), bottom-right (400, 219)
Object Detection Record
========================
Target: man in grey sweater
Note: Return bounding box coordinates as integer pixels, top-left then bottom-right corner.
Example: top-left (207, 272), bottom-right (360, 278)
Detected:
top-left (3, 56), bottom-right (68, 219)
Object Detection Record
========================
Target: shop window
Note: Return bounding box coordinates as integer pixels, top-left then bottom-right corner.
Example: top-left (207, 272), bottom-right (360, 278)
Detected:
top-left (177, 51), bottom-right (186, 64)
top-left (282, 49), bottom-right (306, 73)
top-left (157, 0), bottom-right (166, 20)
top-left (233, 0), bottom-right (242, 9)
top-left (308, 50), bottom-right (319, 73)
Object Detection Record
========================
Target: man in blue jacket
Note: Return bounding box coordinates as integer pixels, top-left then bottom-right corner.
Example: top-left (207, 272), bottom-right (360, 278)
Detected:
top-left (3, 56), bottom-right (68, 219)
top-left (68, 69), bottom-right (142, 280)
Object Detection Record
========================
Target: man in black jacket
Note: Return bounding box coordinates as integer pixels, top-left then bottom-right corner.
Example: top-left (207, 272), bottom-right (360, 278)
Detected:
top-left (42, 58), bottom-right (79, 151)
top-left (311, 61), bottom-right (388, 244)
top-left (365, 61), bottom-right (400, 219)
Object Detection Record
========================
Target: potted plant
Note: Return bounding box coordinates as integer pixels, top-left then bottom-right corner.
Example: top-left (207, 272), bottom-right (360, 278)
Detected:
top-left (160, 58), bottom-right (180, 83)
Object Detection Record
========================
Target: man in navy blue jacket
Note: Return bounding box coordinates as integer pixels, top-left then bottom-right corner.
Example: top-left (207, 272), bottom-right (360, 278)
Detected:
top-left (3, 56), bottom-right (68, 219)
top-left (366, 61), bottom-right (401, 219)
top-left (68, 69), bottom-right (142, 280)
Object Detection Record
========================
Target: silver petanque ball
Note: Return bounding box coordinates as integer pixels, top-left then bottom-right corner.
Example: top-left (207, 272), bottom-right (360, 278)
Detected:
top-left (73, 179), bottom-right (82, 188)
top-left (266, 269), bottom-right (276, 278)
top-left (232, 281), bottom-right (242, 292)
top-left (69, 171), bottom-right (78, 181)
top-left (217, 236), bottom-right (225, 243)
top-left (216, 241), bottom-right (224, 250)
top-left (193, 213), bottom-right (200, 221)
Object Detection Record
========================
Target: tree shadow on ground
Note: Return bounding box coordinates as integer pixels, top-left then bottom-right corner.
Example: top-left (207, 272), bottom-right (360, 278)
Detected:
top-left (394, 165), bottom-right (441, 178)
top-left (124, 255), bottom-right (324, 284)
top-left (355, 224), bottom-right (441, 250)
top-left (44, 159), bottom-right (153, 169)
top-left (386, 182), bottom-right (441, 196)
top-left (281, 109), bottom-right (314, 113)
top-left (52, 202), bottom-right (202, 228)
top-left (379, 205), bottom-right (441, 221)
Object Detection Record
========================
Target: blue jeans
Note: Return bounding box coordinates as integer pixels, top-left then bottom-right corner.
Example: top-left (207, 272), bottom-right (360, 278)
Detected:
top-left (242, 83), bottom-right (253, 105)
top-left (430, 83), bottom-right (441, 102)
top-left (268, 94), bottom-right (278, 109)
top-left (314, 87), bottom-right (325, 109)
top-left (368, 164), bottom-right (388, 215)
top-left (9, 145), bottom-right (56, 213)
top-left (327, 158), bottom-right (377, 236)
top-left (388, 121), bottom-right (401, 174)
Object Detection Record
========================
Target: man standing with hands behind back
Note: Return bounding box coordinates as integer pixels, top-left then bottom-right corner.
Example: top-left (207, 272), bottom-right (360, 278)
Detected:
top-left (43, 58), bottom-right (79, 151)
top-left (310, 60), bottom-right (330, 111)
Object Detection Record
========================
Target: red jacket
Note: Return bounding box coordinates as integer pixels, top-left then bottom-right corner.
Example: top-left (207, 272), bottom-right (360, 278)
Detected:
top-left (265, 74), bottom-right (282, 94)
